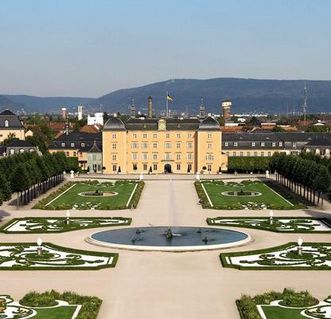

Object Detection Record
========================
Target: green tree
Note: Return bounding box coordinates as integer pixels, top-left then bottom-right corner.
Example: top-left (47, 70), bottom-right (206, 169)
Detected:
top-left (0, 172), bottom-right (12, 201)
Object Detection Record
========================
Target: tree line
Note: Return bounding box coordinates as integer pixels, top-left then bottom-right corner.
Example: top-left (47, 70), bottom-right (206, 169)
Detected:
top-left (270, 153), bottom-right (331, 205)
top-left (0, 152), bottom-right (78, 206)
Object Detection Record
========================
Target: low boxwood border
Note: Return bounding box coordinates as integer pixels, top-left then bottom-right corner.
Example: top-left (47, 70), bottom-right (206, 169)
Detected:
top-left (194, 181), bottom-right (210, 208)
top-left (207, 217), bottom-right (331, 233)
top-left (220, 242), bottom-right (331, 270)
top-left (128, 181), bottom-right (145, 209)
top-left (0, 217), bottom-right (132, 234)
top-left (0, 242), bottom-right (118, 270)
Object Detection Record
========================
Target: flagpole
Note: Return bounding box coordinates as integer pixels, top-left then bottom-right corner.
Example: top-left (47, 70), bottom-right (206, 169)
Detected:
top-left (166, 91), bottom-right (169, 118)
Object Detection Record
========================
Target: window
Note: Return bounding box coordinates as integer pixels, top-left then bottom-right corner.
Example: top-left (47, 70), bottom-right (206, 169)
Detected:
top-left (165, 142), bottom-right (171, 148)
top-left (254, 152), bottom-right (258, 156)
top-left (73, 151), bottom-right (77, 156)
top-left (187, 153), bottom-right (192, 160)
top-left (268, 152), bottom-right (272, 156)
top-left (224, 142), bottom-right (228, 147)
top-left (61, 142), bottom-right (65, 147)
top-left (112, 143), bottom-right (116, 149)
top-left (233, 152), bottom-right (237, 156)
top-left (188, 133), bottom-right (192, 138)
top-left (132, 153), bottom-right (137, 160)
top-left (152, 153), bottom-right (158, 160)
top-left (226, 152), bottom-right (229, 156)
top-left (272, 142), bottom-right (276, 147)
top-left (165, 153), bottom-right (171, 160)
top-left (143, 133), bottom-right (147, 138)
top-left (206, 154), bottom-right (214, 161)
top-left (187, 163), bottom-right (192, 172)
top-left (153, 164), bottom-right (157, 171)
top-left (247, 151), bottom-right (251, 156)
top-left (143, 164), bottom-right (148, 171)
top-left (71, 142), bottom-right (75, 147)
top-left (207, 143), bottom-right (212, 149)
top-left (112, 154), bottom-right (117, 161)
top-left (131, 142), bottom-right (138, 149)
top-left (261, 142), bottom-right (265, 147)
top-left (176, 164), bottom-right (181, 171)
top-left (66, 151), bottom-right (69, 156)
top-left (112, 133), bottom-right (116, 139)
top-left (142, 153), bottom-right (148, 160)
top-left (234, 142), bottom-right (238, 147)
top-left (187, 142), bottom-right (192, 149)
top-left (153, 133), bottom-right (157, 138)
top-left (133, 163), bottom-right (137, 170)
top-left (166, 133), bottom-right (170, 138)
top-left (176, 153), bottom-right (181, 160)
top-left (207, 164), bottom-right (212, 171)
top-left (153, 143), bottom-right (158, 149)
top-left (208, 133), bottom-right (212, 138)
top-left (20, 149), bottom-right (24, 153)
top-left (176, 133), bottom-right (181, 138)
top-left (10, 149), bottom-right (15, 155)
top-left (81, 142), bottom-right (85, 147)
top-left (293, 142), bottom-right (297, 148)
top-left (261, 152), bottom-right (265, 157)
top-left (112, 165), bottom-right (117, 172)
top-left (142, 142), bottom-right (148, 149)
top-left (252, 142), bottom-right (256, 147)
top-left (4, 120), bottom-right (9, 127)
top-left (176, 143), bottom-right (181, 149)
top-left (133, 133), bottom-right (137, 138)
top-left (279, 142), bottom-right (283, 147)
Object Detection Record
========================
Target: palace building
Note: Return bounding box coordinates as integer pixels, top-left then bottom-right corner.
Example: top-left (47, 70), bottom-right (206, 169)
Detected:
top-left (102, 116), bottom-right (228, 174)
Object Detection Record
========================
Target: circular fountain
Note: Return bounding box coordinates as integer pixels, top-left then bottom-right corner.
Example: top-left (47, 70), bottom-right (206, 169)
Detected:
top-left (87, 226), bottom-right (250, 252)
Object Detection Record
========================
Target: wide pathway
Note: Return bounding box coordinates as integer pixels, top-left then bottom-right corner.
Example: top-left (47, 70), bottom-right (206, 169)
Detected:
top-left (0, 179), bottom-right (330, 319)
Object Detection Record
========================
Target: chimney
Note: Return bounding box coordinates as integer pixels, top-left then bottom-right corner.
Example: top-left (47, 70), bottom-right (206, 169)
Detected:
top-left (148, 96), bottom-right (153, 118)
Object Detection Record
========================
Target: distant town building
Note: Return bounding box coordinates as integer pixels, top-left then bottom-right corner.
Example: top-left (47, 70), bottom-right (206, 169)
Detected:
top-left (87, 112), bottom-right (104, 126)
top-left (0, 109), bottom-right (30, 142)
top-left (221, 99), bottom-right (232, 121)
top-left (77, 105), bottom-right (83, 120)
top-left (2, 140), bottom-right (39, 156)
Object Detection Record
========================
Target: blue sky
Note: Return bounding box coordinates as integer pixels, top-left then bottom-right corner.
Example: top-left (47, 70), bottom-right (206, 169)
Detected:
top-left (0, 0), bottom-right (330, 97)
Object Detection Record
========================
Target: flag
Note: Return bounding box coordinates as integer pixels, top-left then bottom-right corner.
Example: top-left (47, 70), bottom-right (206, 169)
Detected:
top-left (167, 94), bottom-right (174, 102)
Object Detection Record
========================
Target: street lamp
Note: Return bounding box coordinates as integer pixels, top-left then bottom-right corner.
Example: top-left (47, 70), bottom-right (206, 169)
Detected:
top-left (269, 210), bottom-right (274, 225)
top-left (297, 237), bottom-right (303, 256)
top-left (37, 238), bottom-right (43, 256)
top-left (66, 210), bottom-right (71, 225)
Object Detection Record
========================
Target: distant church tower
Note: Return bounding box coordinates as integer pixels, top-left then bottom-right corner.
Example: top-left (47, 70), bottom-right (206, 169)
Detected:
top-left (199, 97), bottom-right (206, 118)
top-left (147, 96), bottom-right (153, 118)
top-left (130, 98), bottom-right (136, 118)
top-left (221, 98), bottom-right (232, 121)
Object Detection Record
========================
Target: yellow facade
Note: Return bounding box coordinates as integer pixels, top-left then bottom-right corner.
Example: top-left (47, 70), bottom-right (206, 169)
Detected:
top-left (102, 117), bottom-right (226, 175)
top-left (0, 128), bottom-right (26, 143)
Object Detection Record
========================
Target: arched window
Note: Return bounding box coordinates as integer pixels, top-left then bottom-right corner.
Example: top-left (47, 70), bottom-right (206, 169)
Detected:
top-left (4, 120), bottom-right (9, 127)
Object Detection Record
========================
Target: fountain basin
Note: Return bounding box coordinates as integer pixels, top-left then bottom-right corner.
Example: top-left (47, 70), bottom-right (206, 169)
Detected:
top-left (87, 226), bottom-right (250, 252)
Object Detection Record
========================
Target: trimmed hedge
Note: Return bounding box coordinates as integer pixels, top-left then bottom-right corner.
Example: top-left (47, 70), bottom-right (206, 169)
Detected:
top-left (0, 217), bottom-right (132, 234)
top-left (207, 217), bottom-right (331, 233)
top-left (228, 157), bottom-right (271, 173)
top-left (220, 242), bottom-right (331, 270)
top-left (127, 181), bottom-right (145, 209)
top-left (20, 290), bottom-right (102, 319)
top-left (0, 242), bottom-right (118, 271)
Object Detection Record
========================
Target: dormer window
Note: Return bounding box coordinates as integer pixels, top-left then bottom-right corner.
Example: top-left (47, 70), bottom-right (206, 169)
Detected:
top-left (61, 143), bottom-right (65, 147)
top-left (252, 142), bottom-right (256, 147)
top-left (71, 142), bottom-right (75, 147)
top-left (81, 142), bottom-right (85, 147)
top-left (4, 120), bottom-right (9, 127)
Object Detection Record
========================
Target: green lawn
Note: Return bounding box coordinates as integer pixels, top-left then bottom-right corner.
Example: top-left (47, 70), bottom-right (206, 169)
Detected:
top-left (33, 306), bottom-right (77, 318)
top-left (261, 306), bottom-right (306, 319)
top-left (34, 181), bottom-right (142, 210)
top-left (198, 181), bottom-right (296, 209)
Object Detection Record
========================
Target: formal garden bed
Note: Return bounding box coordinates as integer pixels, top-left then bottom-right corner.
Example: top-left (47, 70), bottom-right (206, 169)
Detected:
top-left (207, 217), bottom-right (331, 233)
top-left (0, 290), bottom-right (101, 318)
top-left (236, 288), bottom-right (331, 319)
top-left (33, 180), bottom-right (144, 210)
top-left (195, 180), bottom-right (305, 210)
top-left (1, 217), bottom-right (132, 233)
top-left (220, 242), bottom-right (331, 270)
top-left (0, 242), bottom-right (118, 270)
